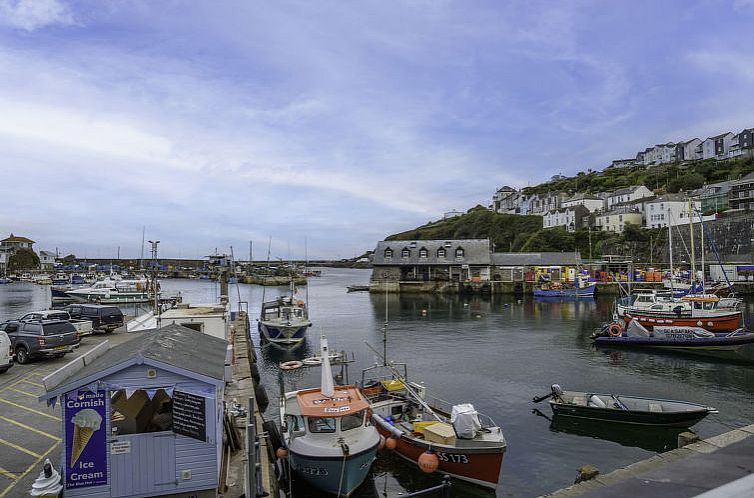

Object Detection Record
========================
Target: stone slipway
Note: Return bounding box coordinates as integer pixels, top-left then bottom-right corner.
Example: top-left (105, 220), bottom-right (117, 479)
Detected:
top-left (543, 424), bottom-right (754, 497)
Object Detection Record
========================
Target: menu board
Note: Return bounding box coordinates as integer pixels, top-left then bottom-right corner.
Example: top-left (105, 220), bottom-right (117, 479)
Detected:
top-left (172, 390), bottom-right (207, 442)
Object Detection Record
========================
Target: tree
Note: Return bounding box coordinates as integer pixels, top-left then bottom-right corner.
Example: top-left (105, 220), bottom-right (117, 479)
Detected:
top-left (61, 254), bottom-right (77, 265)
top-left (8, 249), bottom-right (40, 271)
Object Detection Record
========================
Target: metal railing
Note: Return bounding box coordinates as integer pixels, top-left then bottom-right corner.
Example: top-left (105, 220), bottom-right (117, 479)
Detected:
top-left (245, 396), bottom-right (268, 498)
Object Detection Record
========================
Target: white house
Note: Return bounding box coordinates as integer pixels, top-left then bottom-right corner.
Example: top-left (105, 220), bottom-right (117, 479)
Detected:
top-left (542, 205), bottom-right (590, 232)
top-left (645, 194), bottom-right (700, 229)
top-left (606, 185), bottom-right (654, 210)
top-left (702, 132), bottom-right (734, 159)
top-left (595, 207), bottom-right (643, 233)
top-left (646, 143), bottom-right (676, 166)
top-left (492, 186), bottom-right (519, 213)
top-left (528, 192), bottom-right (568, 215)
top-left (39, 250), bottom-right (57, 271)
top-left (562, 193), bottom-right (605, 213)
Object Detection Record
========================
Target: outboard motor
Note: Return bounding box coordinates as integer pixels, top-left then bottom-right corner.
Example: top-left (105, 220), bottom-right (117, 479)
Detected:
top-left (551, 384), bottom-right (564, 398)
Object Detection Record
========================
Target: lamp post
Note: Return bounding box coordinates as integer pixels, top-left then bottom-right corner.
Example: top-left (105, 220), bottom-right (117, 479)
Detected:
top-left (148, 240), bottom-right (160, 326)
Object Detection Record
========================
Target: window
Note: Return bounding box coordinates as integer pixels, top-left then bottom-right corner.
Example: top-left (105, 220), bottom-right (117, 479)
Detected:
top-left (308, 417), bottom-right (337, 433)
top-left (401, 248), bottom-right (411, 258)
top-left (384, 248), bottom-right (393, 259)
top-left (455, 247), bottom-right (465, 259)
top-left (437, 247), bottom-right (446, 258)
top-left (111, 389), bottom-right (173, 435)
top-left (341, 410), bottom-right (365, 431)
top-left (419, 247), bottom-right (428, 258)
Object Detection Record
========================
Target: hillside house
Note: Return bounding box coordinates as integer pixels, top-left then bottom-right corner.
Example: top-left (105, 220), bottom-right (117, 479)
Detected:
top-left (645, 194), bottom-right (699, 228)
top-left (644, 143), bottom-right (676, 166)
top-left (39, 250), bottom-right (57, 270)
top-left (606, 159), bottom-right (636, 170)
top-left (492, 186), bottom-right (519, 213)
top-left (606, 185), bottom-right (653, 210)
top-left (595, 207), bottom-right (643, 233)
top-left (697, 181), bottom-right (733, 213)
top-left (729, 172), bottom-right (754, 210)
top-left (738, 128), bottom-right (754, 158)
top-left (543, 205), bottom-right (590, 232)
top-left (528, 192), bottom-right (567, 215)
top-left (562, 193), bottom-right (605, 213)
top-left (675, 138), bottom-right (702, 162)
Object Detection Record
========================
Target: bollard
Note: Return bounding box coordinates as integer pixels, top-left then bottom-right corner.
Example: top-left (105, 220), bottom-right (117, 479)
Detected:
top-left (678, 431), bottom-right (700, 448)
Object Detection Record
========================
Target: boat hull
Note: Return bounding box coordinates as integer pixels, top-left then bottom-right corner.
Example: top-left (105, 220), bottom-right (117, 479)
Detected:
top-left (258, 321), bottom-right (309, 344)
top-left (289, 444), bottom-right (378, 497)
top-left (593, 333), bottom-right (754, 351)
top-left (373, 422), bottom-right (504, 488)
top-left (64, 291), bottom-right (151, 304)
top-left (533, 283), bottom-right (596, 298)
top-left (621, 312), bottom-right (741, 332)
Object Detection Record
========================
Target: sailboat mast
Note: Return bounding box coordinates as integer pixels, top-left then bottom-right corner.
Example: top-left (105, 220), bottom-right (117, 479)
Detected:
top-left (383, 279), bottom-right (388, 367)
top-left (689, 198), bottom-right (696, 285)
top-left (668, 209), bottom-right (674, 294)
top-left (699, 209), bottom-right (705, 289)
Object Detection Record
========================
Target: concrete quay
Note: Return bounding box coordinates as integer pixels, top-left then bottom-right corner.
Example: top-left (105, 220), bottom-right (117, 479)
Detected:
top-left (542, 424), bottom-right (754, 497)
top-left (221, 311), bottom-right (276, 498)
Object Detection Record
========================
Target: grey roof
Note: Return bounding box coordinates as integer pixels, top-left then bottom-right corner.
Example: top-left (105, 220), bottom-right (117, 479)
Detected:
top-left (609, 185), bottom-right (645, 197)
top-left (46, 324), bottom-right (227, 393)
top-left (39, 251), bottom-right (57, 257)
top-left (373, 239), bottom-right (490, 265)
top-left (565, 193), bottom-right (602, 202)
top-left (646, 193), bottom-right (687, 203)
top-left (709, 132), bottom-right (733, 140)
top-left (491, 252), bottom-right (581, 267)
top-left (614, 195), bottom-right (656, 208)
top-left (601, 206), bottom-right (642, 216)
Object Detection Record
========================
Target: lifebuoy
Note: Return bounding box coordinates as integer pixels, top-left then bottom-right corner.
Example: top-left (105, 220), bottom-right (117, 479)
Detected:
top-left (279, 360), bottom-right (303, 370)
top-left (608, 323), bottom-right (623, 337)
top-left (302, 357), bottom-right (322, 366)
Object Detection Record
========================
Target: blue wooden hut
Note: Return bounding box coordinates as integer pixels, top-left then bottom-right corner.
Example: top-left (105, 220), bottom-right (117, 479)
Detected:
top-left (39, 324), bottom-right (227, 498)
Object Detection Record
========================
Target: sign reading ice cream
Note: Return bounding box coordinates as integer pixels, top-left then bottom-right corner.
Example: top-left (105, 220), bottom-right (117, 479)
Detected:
top-left (64, 390), bottom-right (107, 489)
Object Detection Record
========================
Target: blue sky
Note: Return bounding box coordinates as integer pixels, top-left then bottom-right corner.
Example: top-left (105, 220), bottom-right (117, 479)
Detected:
top-left (1, 0), bottom-right (753, 259)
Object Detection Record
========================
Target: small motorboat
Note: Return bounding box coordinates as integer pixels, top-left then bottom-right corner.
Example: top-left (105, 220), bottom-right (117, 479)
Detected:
top-left (280, 336), bottom-right (380, 496)
top-left (533, 275), bottom-right (596, 298)
top-left (533, 384), bottom-right (717, 427)
top-left (593, 319), bottom-right (754, 352)
top-left (346, 285), bottom-right (370, 293)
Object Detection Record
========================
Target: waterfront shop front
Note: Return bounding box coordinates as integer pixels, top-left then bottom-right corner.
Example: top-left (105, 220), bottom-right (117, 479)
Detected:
top-left (39, 324), bottom-right (227, 498)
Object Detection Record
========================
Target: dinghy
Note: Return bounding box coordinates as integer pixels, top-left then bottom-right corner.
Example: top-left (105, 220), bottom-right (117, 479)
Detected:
top-left (533, 384), bottom-right (717, 427)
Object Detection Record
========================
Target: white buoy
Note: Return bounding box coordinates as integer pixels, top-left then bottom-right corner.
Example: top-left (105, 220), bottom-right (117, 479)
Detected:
top-left (30, 458), bottom-right (62, 497)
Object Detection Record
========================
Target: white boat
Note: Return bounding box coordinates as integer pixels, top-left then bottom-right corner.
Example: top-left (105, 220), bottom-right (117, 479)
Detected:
top-left (280, 336), bottom-right (380, 496)
top-left (258, 279), bottom-right (311, 345)
top-left (64, 277), bottom-right (151, 304)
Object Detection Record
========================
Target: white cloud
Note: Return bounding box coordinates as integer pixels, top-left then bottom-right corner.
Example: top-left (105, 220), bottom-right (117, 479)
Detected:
top-left (687, 50), bottom-right (754, 82)
top-left (0, 0), bottom-right (74, 31)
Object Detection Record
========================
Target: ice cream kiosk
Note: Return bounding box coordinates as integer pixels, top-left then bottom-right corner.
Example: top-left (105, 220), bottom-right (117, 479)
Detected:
top-left (39, 324), bottom-right (227, 498)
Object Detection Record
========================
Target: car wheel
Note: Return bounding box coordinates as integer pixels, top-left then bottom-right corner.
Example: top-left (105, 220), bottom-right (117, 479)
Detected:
top-left (0, 367), bottom-right (8, 374)
top-left (15, 347), bottom-right (30, 365)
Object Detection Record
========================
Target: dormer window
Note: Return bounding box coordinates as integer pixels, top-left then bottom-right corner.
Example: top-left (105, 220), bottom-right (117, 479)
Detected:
top-left (455, 247), bottom-right (465, 259)
top-left (409, 241), bottom-right (417, 248)
top-left (384, 248), bottom-right (393, 259)
top-left (437, 248), bottom-right (446, 259)
top-left (419, 247), bottom-right (428, 258)
top-left (401, 248), bottom-right (411, 258)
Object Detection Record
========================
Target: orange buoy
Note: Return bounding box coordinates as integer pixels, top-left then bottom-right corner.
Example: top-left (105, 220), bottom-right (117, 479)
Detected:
top-left (275, 447), bottom-right (288, 459)
top-left (385, 437), bottom-right (398, 450)
top-left (417, 450), bottom-right (439, 473)
top-left (378, 435), bottom-right (386, 450)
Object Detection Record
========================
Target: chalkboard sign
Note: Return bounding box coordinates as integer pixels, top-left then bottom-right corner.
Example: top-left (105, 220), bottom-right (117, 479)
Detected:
top-left (172, 391), bottom-right (206, 442)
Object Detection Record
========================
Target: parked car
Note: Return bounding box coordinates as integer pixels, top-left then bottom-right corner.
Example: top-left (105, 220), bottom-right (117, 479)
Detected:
top-left (19, 310), bottom-right (94, 336)
top-left (0, 331), bottom-right (12, 373)
top-left (0, 320), bottom-right (79, 364)
top-left (63, 304), bottom-right (124, 332)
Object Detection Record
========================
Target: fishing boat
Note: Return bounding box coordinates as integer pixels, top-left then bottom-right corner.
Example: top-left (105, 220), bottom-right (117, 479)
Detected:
top-left (616, 292), bottom-right (742, 332)
top-left (533, 275), bottom-right (596, 298)
top-left (280, 336), bottom-right (380, 497)
top-left (533, 384), bottom-right (717, 427)
top-left (258, 281), bottom-right (311, 345)
top-left (64, 277), bottom-right (151, 304)
top-left (592, 318), bottom-right (754, 352)
top-left (51, 273), bottom-right (69, 285)
top-left (346, 285), bottom-right (370, 293)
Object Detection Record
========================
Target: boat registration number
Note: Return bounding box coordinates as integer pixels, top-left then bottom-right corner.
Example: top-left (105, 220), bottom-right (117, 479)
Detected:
top-left (297, 466), bottom-right (329, 476)
top-left (437, 452), bottom-right (469, 464)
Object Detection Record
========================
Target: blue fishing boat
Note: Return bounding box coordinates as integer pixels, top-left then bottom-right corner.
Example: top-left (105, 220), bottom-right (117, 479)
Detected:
top-left (280, 336), bottom-right (380, 496)
top-left (534, 275), bottom-right (596, 298)
top-left (258, 280), bottom-right (311, 345)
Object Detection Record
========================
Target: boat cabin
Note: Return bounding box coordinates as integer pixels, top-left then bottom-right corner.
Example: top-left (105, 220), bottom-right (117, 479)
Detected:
top-left (283, 386), bottom-right (370, 443)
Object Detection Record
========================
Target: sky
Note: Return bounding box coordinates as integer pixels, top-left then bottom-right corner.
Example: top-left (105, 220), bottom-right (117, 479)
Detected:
top-left (1, 0), bottom-right (753, 260)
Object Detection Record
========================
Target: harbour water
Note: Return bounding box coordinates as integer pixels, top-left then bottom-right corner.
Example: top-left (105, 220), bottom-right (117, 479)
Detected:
top-left (2, 268), bottom-right (753, 497)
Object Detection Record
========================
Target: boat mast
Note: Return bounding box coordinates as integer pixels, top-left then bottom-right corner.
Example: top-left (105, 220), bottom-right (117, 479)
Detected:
top-left (668, 209), bottom-right (674, 295)
top-left (699, 209), bottom-right (705, 290)
top-left (383, 276), bottom-right (388, 367)
top-left (689, 197), bottom-right (696, 288)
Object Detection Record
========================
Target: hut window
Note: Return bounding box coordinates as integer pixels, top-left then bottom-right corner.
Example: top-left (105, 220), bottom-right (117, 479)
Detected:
top-left (110, 388), bottom-right (173, 435)
top-left (437, 248), bottom-right (446, 259)
top-left (455, 247), bottom-right (465, 259)
top-left (308, 417), bottom-right (337, 433)
top-left (401, 248), bottom-right (411, 258)
top-left (419, 247), bottom-right (428, 258)
top-left (384, 248), bottom-right (393, 259)
top-left (341, 410), bottom-right (365, 431)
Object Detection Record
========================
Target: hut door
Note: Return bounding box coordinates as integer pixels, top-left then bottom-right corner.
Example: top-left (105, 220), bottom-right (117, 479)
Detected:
top-left (110, 433), bottom-right (176, 496)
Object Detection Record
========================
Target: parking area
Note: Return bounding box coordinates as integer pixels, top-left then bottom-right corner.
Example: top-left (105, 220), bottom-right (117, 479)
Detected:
top-left (0, 330), bottom-right (137, 497)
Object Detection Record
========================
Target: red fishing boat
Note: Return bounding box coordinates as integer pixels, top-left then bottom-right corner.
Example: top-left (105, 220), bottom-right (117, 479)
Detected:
top-left (361, 362), bottom-right (506, 489)
top-left (616, 293), bottom-right (742, 332)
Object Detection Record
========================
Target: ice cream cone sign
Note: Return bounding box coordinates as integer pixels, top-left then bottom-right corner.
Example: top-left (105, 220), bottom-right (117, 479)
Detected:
top-left (70, 409), bottom-right (102, 467)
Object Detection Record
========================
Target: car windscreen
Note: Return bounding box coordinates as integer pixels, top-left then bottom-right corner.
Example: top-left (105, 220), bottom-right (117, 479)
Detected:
top-left (42, 322), bottom-right (76, 336)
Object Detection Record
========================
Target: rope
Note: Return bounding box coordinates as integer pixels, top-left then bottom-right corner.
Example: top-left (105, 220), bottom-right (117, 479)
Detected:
top-left (336, 450), bottom-right (348, 497)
